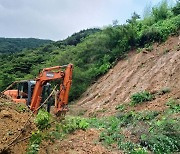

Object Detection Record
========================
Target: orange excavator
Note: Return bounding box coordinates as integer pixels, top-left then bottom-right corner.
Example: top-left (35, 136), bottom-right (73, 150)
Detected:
top-left (3, 64), bottom-right (73, 115)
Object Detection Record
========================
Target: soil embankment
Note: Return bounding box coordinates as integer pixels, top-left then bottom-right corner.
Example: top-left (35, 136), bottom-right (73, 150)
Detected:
top-left (77, 36), bottom-right (180, 117)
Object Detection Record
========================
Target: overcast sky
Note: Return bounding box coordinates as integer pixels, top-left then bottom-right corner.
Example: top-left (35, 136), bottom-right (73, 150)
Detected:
top-left (0, 0), bottom-right (175, 41)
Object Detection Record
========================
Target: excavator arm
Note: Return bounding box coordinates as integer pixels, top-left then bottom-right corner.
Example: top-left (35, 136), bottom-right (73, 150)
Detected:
top-left (30, 64), bottom-right (73, 115)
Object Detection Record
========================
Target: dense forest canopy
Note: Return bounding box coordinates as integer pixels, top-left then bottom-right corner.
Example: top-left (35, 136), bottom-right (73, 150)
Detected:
top-left (0, 0), bottom-right (179, 102)
top-left (0, 38), bottom-right (53, 54)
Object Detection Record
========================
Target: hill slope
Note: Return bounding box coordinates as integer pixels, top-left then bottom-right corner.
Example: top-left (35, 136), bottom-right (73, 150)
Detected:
top-left (77, 35), bottom-right (180, 117)
top-left (1, 35), bottom-right (179, 154)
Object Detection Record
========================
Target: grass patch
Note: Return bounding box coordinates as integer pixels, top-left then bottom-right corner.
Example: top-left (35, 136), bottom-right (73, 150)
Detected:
top-left (88, 109), bottom-right (179, 153)
top-left (48, 116), bottom-right (89, 141)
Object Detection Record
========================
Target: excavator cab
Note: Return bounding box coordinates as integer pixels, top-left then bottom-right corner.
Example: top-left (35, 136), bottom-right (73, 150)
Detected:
top-left (17, 80), bottom-right (35, 105)
top-left (4, 80), bottom-right (52, 112)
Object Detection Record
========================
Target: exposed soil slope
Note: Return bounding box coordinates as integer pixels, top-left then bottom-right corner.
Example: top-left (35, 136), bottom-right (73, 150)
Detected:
top-left (40, 128), bottom-right (120, 154)
top-left (0, 96), bottom-right (114, 154)
top-left (77, 36), bottom-right (180, 117)
top-left (0, 96), bottom-right (35, 154)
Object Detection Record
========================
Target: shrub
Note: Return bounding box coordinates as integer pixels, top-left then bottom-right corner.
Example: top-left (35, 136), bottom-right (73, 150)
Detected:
top-left (16, 104), bottom-right (28, 112)
top-left (139, 15), bottom-right (180, 46)
top-left (139, 27), bottom-right (162, 46)
top-left (99, 117), bottom-right (123, 145)
top-left (60, 116), bottom-right (89, 133)
top-left (34, 109), bottom-right (51, 130)
top-left (152, 0), bottom-right (170, 22)
top-left (130, 91), bottom-right (154, 105)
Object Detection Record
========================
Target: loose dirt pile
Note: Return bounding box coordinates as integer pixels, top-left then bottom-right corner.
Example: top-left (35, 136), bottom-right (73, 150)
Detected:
top-left (40, 128), bottom-right (120, 154)
top-left (0, 97), bottom-right (35, 154)
top-left (77, 36), bottom-right (180, 117)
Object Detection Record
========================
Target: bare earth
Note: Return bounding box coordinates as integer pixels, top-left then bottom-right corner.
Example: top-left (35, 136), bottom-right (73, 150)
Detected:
top-left (0, 97), bottom-right (36, 154)
top-left (77, 36), bottom-right (180, 117)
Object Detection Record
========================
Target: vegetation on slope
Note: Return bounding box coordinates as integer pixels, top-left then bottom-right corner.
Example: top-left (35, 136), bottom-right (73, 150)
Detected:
top-left (0, 0), bottom-right (179, 102)
top-left (0, 38), bottom-right (53, 54)
top-left (87, 97), bottom-right (180, 153)
top-left (56, 28), bottom-right (101, 46)
top-left (26, 90), bottom-right (180, 154)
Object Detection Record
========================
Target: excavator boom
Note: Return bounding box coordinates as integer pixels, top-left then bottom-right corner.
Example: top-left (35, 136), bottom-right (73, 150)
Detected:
top-left (30, 64), bottom-right (73, 115)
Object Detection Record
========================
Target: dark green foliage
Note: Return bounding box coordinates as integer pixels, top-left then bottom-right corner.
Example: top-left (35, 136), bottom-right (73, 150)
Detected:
top-left (139, 27), bottom-right (162, 45)
top-left (0, 73), bottom-right (15, 91)
top-left (130, 91), bottom-right (154, 105)
top-left (139, 15), bottom-right (180, 46)
top-left (0, 38), bottom-right (52, 54)
top-left (152, 0), bottom-right (170, 22)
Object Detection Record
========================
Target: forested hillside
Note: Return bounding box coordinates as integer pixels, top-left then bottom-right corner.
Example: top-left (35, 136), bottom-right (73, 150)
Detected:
top-left (0, 38), bottom-right (53, 54)
top-left (0, 1), bottom-right (180, 102)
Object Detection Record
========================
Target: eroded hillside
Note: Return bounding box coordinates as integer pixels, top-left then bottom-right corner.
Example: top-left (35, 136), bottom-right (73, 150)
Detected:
top-left (77, 35), bottom-right (180, 117)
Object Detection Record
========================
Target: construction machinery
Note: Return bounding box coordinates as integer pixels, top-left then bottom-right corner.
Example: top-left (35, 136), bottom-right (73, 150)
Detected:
top-left (3, 64), bottom-right (73, 115)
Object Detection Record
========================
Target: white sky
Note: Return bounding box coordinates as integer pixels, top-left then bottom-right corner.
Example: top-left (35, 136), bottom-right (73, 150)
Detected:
top-left (0, 0), bottom-right (175, 41)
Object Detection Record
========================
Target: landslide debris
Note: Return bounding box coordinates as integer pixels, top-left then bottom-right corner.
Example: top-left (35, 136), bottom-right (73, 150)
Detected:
top-left (77, 36), bottom-right (180, 117)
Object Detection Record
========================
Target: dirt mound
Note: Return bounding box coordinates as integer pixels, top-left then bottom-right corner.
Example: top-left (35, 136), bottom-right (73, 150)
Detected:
top-left (0, 98), bottom-right (35, 154)
top-left (77, 36), bottom-right (180, 117)
top-left (40, 128), bottom-right (120, 154)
